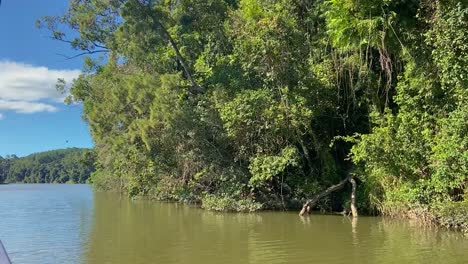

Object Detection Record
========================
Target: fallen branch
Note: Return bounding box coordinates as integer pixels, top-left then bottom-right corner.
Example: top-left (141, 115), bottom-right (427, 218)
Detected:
top-left (299, 176), bottom-right (358, 217)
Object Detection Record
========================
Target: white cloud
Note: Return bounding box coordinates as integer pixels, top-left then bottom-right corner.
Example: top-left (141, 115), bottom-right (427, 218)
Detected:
top-left (0, 99), bottom-right (57, 113)
top-left (0, 60), bottom-right (81, 115)
top-left (0, 113), bottom-right (3, 120)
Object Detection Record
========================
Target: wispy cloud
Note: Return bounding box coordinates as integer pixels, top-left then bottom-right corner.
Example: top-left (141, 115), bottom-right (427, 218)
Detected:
top-left (0, 60), bottom-right (81, 118)
top-left (0, 99), bottom-right (58, 113)
top-left (0, 113), bottom-right (3, 120)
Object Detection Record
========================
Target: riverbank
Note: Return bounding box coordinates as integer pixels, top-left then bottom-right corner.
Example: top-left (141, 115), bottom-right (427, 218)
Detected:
top-left (371, 201), bottom-right (468, 235)
top-left (135, 189), bottom-right (468, 235)
top-left (434, 202), bottom-right (468, 234)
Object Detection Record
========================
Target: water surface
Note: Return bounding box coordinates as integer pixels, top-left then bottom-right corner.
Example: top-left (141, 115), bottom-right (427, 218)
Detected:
top-left (0, 184), bottom-right (467, 264)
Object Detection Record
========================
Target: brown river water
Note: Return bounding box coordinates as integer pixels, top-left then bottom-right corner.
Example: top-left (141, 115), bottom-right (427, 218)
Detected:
top-left (0, 184), bottom-right (467, 264)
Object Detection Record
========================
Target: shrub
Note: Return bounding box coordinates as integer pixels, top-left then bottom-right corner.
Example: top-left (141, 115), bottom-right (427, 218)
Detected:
top-left (201, 194), bottom-right (262, 212)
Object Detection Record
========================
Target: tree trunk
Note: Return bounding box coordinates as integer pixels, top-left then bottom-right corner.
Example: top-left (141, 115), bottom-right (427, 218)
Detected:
top-left (138, 1), bottom-right (204, 93)
top-left (349, 177), bottom-right (358, 217)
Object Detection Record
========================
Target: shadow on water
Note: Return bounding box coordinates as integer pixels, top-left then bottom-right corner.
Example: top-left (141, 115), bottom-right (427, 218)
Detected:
top-left (84, 192), bottom-right (468, 264)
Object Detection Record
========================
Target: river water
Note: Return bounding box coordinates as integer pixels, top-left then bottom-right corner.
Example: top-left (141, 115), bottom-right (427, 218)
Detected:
top-left (0, 184), bottom-right (467, 264)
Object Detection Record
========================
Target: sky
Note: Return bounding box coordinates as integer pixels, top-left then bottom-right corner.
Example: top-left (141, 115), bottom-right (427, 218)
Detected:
top-left (0, 0), bottom-right (94, 157)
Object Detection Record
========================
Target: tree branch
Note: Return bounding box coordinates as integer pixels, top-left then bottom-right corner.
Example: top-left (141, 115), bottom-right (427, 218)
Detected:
top-left (136, 1), bottom-right (204, 94)
top-left (155, 22), bottom-right (205, 94)
top-left (56, 49), bottom-right (110, 60)
top-left (49, 36), bottom-right (109, 54)
top-left (299, 176), bottom-right (352, 216)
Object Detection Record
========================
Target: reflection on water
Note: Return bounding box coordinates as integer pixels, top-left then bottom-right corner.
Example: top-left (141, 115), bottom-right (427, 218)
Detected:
top-left (85, 191), bottom-right (468, 264)
top-left (0, 184), bottom-right (93, 264)
top-left (1, 184), bottom-right (467, 264)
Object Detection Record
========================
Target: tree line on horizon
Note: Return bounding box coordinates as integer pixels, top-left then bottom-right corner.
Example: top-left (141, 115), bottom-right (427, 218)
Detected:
top-left (0, 148), bottom-right (95, 184)
top-left (35, 0), bottom-right (467, 224)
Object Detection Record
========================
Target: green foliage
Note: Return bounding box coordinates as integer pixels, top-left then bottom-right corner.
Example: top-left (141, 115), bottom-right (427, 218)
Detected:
top-left (249, 146), bottom-right (299, 186)
top-left (435, 201), bottom-right (468, 233)
top-left (429, 2), bottom-right (468, 94)
top-left (218, 89), bottom-right (291, 159)
top-left (430, 105), bottom-right (468, 195)
top-left (0, 148), bottom-right (95, 184)
top-left (348, 1), bottom-right (468, 221)
top-left (201, 194), bottom-right (262, 212)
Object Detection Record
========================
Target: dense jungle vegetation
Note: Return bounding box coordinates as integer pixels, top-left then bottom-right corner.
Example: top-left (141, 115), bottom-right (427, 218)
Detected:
top-left (0, 148), bottom-right (95, 184)
top-left (39, 0), bottom-right (468, 229)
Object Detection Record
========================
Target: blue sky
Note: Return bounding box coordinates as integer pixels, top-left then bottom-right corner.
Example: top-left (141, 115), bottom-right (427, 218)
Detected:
top-left (0, 0), bottom-right (93, 157)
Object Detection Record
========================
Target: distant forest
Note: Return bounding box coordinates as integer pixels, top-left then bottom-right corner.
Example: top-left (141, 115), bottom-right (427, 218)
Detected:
top-left (0, 148), bottom-right (95, 184)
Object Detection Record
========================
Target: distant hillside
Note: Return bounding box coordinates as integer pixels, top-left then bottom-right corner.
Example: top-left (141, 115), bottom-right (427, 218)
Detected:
top-left (0, 148), bottom-right (95, 184)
